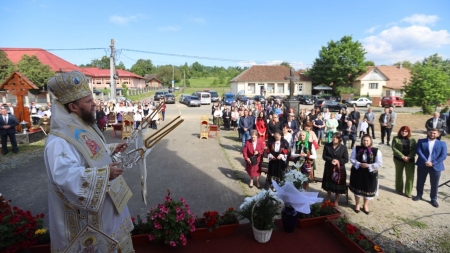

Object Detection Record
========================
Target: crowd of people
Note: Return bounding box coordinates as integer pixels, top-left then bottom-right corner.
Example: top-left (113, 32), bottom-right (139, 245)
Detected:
top-left (231, 99), bottom-right (447, 212)
top-left (92, 98), bottom-right (166, 131)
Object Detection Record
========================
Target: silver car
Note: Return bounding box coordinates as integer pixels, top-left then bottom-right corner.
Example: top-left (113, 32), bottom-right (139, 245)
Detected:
top-left (179, 94), bottom-right (190, 103)
top-left (184, 96), bottom-right (201, 107)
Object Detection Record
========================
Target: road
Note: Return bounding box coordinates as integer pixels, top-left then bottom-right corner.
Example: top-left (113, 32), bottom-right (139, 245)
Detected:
top-left (0, 101), bottom-right (245, 225)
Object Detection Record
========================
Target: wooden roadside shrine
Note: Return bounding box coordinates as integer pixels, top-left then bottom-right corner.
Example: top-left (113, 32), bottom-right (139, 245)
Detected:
top-left (0, 71), bottom-right (40, 132)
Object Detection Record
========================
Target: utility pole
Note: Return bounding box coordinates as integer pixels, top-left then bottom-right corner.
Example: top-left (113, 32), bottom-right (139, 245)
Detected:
top-left (110, 39), bottom-right (116, 101)
top-left (172, 65), bottom-right (175, 90)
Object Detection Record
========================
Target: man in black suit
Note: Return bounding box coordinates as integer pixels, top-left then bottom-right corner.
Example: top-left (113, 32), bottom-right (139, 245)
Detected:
top-left (425, 112), bottom-right (447, 140)
top-left (222, 107), bottom-right (232, 131)
top-left (364, 108), bottom-right (376, 139)
top-left (0, 107), bottom-right (19, 154)
top-left (350, 107), bottom-right (361, 132)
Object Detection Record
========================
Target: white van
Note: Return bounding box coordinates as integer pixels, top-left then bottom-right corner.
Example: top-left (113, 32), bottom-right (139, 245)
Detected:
top-left (195, 92), bottom-right (211, 105)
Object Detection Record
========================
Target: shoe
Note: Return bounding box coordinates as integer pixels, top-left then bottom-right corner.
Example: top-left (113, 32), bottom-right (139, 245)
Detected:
top-left (249, 185), bottom-right (253, 188)
top-left (386, 143), bottom-right (390, 146)
top-left (406, 195), bottom-right (412, 198)
top-left (354, 209), bottom-right (360, 213)
top-left (431, 200), bottom-right (439, 208)
top-left (412, 196), bottom-right (422, 201)
top-left (363, 209), bottom-right (370, 215)
top-left (379, 142), bottom-right (384, 145)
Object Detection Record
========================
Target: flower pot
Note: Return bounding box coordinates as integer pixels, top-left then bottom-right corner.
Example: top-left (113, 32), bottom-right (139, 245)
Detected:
top-left (132, 234), bottom-right (150, 246)
top-left (326, 219), bottom-right (384, 253)
top-left (190, 218), bottom-right (239, 239)
top-left (297, 208), bottom-right (341, 228)
top-left (252, 226), bottom-right (273, 243)
top-left (281, 205), bottom-right (297, 233)
top-left (28, 244), bottom-right (51, 253)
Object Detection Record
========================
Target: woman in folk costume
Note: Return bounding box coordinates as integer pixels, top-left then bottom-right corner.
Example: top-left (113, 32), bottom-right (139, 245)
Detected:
top-left (231, 106), bottom-right (239, 131)
top-left (266, 130), bottom-right (290, 190)
top-left (322, 132), bottom-right (349, 207)
top-left (291, 131), bottom-right (317, 180)
top-left (242, 130), bottom-right (265, 189)
top-left (44, 71), bottom-right (133, 252)
top-left (349, 134), bottom-right (382, 214)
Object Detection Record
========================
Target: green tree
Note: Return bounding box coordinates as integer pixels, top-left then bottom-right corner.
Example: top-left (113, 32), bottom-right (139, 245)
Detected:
top-left (364, 60), bottom-right (375, 66)
top-left (306, 35), bottom-right (367, 89)
top-left (130, 59), bottom-right (154, 77)
top-left (0, 50), bottom-right (15, 85)
top-left (16, 55), bottom-right (55, 91)
top-left (393, 60), bottom-right (414, 70)
top-left (87, 56), bottom-right (110, 69)
top-left (421, 53), bottom-right (450, 76)
top-left (121, 82), bottom-right (129, 97)
top-left (280, 62), bottom-right (292, 68)
top-left (116, 61), bottom-right (127, 70)
top-left (211, 79), bottom-right (218, 86)
top-left (155, 65), bottom-right (175, 86)
top-left (404, 62), bottom-right (450, 114)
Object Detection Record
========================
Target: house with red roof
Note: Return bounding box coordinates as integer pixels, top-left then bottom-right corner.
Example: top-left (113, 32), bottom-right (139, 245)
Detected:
top-left (1, 48), bottom-right (146, 90)
top-left (353, 65), bottom-right (411, 105)
top-left (80, 68), bottom-right (146, 90)
top-left (229, 65), bottom-right (312, 96)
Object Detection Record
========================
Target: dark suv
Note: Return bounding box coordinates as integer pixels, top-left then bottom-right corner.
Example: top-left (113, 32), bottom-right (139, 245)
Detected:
top-left (210, 91), bottom-right (219, 102)
top-left (164, 93), bottom-right (175, 104)
top-left (154, 91), bottom-right (165, 100)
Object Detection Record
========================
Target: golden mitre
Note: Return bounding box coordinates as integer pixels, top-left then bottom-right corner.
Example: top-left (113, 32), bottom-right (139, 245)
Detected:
top-left (47, 71), bottom-right (92, 104)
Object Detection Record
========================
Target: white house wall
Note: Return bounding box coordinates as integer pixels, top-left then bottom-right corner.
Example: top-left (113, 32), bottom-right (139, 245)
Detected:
top-left (230, 81), bottom-right (312, 96)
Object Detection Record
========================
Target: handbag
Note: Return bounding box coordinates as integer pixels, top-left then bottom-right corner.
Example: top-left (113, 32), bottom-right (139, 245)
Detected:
top-left (250, 155), bottom-right (258, 165)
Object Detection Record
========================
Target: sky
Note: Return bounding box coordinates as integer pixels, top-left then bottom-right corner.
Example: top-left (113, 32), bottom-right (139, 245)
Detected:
top-left (1, 0), bottom-right (449, 70)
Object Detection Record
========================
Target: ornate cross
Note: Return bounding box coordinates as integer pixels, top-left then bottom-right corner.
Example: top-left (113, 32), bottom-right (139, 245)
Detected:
top-left (284, 68), bottom-right (300, 98)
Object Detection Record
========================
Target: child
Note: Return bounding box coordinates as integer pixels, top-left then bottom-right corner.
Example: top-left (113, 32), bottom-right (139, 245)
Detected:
top-left (359, 118), bottom-right (369, 138)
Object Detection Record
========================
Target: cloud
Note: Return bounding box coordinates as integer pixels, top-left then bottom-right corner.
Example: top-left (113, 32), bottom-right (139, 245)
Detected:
top-left (109, 14), bottom-right (142, 25)
top-left (402, 14), bottom-right (439, 26)
top-left (363, 24), bottom-right (450, 63)
top-left (189, 17), bottom-right (206, 24)
top-left (364, 25), bottom-right (380, 34)
top-left (157, 26), bottom-right (181, 32)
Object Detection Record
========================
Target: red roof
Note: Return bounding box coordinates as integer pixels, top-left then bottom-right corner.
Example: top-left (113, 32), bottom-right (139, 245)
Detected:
top-left (231, 65), bottom-right (311, 82)
top-left (80, 68), bottom-right (145, 79)
top-left (1, 48), bottom-right (83, 72)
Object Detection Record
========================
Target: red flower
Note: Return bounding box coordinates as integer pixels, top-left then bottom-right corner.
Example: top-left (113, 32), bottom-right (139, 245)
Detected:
top-left (346, 223), bottom-right (356, 235)
top-left (357, 234), bottom-right (365, 241)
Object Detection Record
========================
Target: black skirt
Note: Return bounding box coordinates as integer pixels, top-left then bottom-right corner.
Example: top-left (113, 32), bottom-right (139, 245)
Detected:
top-left (321, 163), bottom-right (347, 194)
top-left (349, 166), bottom-right (378, 197)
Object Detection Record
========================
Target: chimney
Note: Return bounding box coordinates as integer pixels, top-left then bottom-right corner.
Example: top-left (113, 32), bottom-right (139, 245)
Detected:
top-left (399, 63), bottom-right (402, 69)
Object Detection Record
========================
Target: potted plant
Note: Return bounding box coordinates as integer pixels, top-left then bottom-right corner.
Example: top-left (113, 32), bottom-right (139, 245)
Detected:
top-left (236, 190), bottom-right (283, 243)
top-left (297, 201), bottom-right (341, 228)
top-left (145, 189), bottom-right (196, 247)
top-left (279, 169), bottom-right (309, 232)
top-left (327, 216), bottom-right (384, 253)
top-left (0, 194), bottom-right (46, 253)
top-left (190, 207), bottom-right (239, 239)
top-left (130, 215), bottom-right (151, 246)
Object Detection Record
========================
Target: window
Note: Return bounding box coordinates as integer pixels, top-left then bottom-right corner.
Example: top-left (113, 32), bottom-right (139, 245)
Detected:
top-left (277, 83), bottom-right (284, 93)
top-left (298, 83), bottom-right (303, 92)
top-left (369, 83), bottom-right (378, 89)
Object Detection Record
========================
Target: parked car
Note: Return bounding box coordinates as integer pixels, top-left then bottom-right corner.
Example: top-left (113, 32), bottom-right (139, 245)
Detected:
top-left (175, 86), bottom-right (180, 90)
top-left (183, 96), bottom-right (201, 107)
top-left (236, 95), bottom-right (248, 104)
top-left (154, 91), bottom-right (166, 101)
top-left (222, 93), bottom-right (236, 105)
top-left (347, 97), bottom-right (372, 108)
top-left (164, 93), bottom-right (175, 104)
top-left (267, 95), bottom-right (283, 104)
top-left (315, 100), bottom-right (347, 112)
top-left (381, 96), bottom-right (404, 107)
top-left (209, 91), bottom-right (220, 102)
top-left (297, 95), bottom-right (313, 105)
top-left (179, 94), bottom-right (190, 103)
top-left (252, 95), bottom-right (266, 104)
top-left (116, 88), bottom-right (123, 95)
top-left (92, 89), bottom-right (102, 96)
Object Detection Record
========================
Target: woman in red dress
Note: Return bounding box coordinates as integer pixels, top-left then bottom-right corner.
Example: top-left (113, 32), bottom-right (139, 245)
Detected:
top-left (242, 130), bottom-right (265, 188)
top-left (255, 111), bottom-right (267, 142)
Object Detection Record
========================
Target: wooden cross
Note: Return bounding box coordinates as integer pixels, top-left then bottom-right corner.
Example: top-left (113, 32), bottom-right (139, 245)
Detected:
top-left (284, 68), bottom-right (300, 98)
top-left (0, 71), bottom-right (39, 131)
